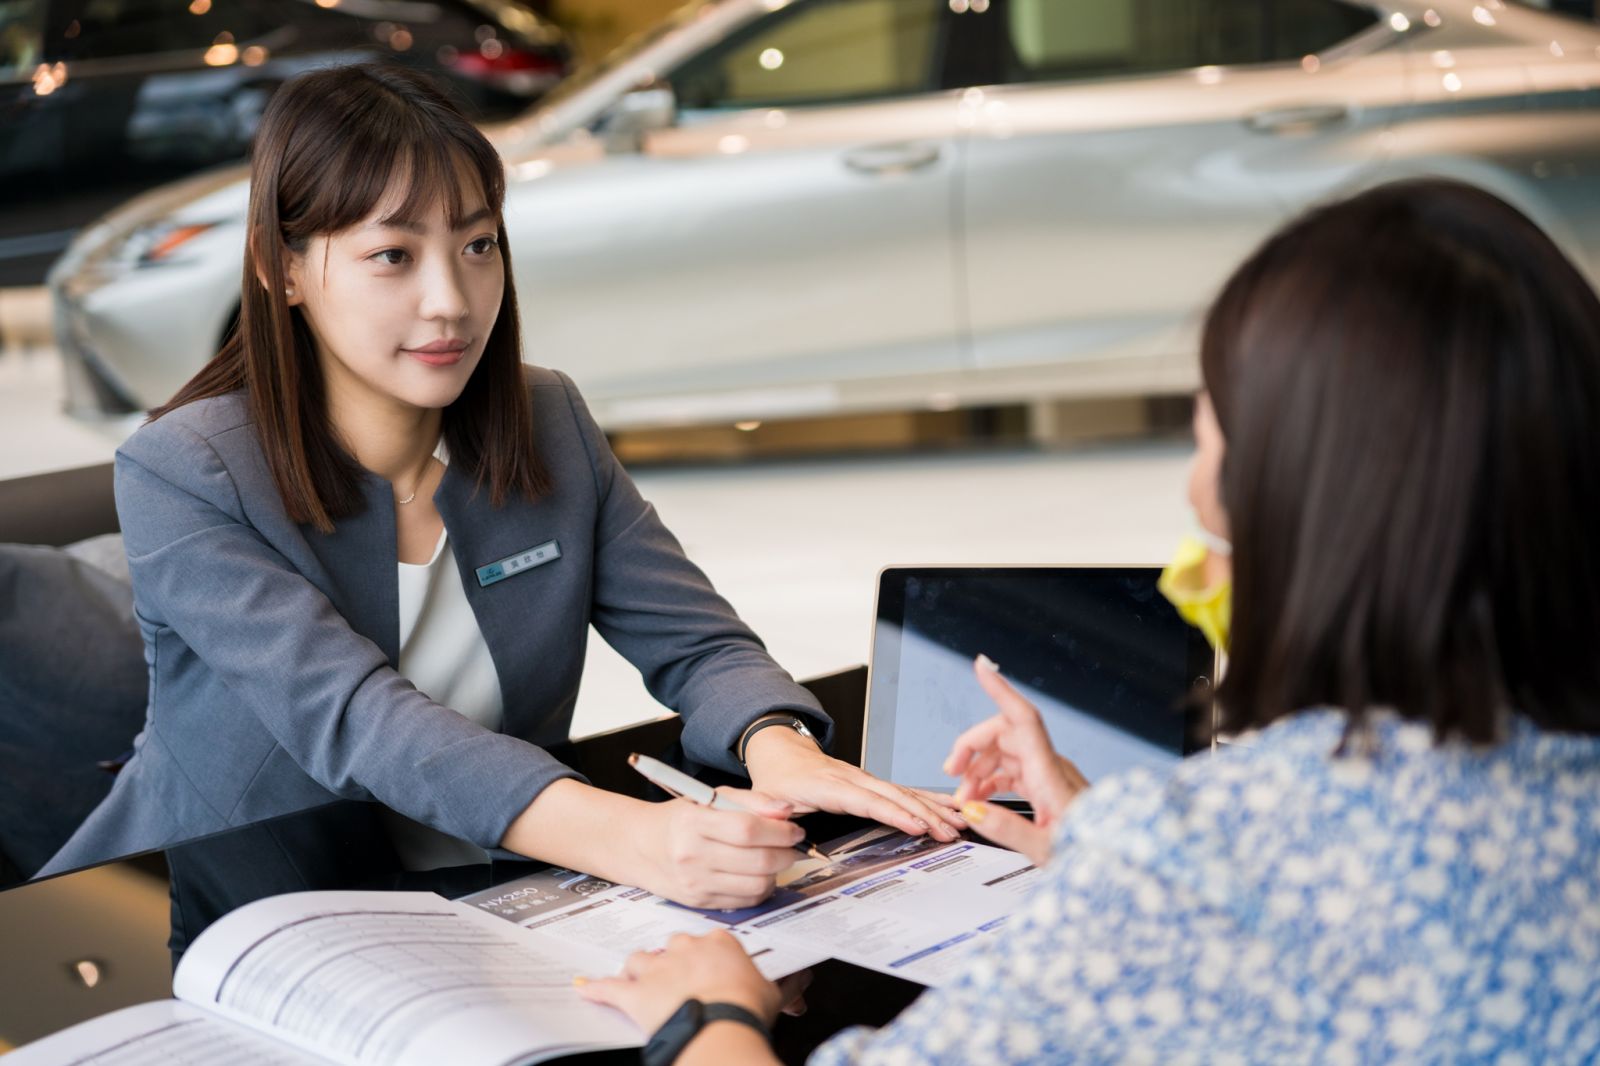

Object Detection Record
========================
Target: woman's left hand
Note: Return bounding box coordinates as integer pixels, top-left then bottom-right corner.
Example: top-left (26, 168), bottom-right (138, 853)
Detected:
top-left (743, 727), bottom-right (966, 842)
top-left (577, 930), bottom-right (786, 1035)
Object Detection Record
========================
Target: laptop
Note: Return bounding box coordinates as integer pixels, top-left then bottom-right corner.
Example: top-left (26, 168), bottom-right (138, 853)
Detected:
top-left (861, 566), bottom-right (1216, 802)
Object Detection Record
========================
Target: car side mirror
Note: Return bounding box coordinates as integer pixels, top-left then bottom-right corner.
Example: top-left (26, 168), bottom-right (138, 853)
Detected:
top-left (602, 86), bottom-right (677, 154)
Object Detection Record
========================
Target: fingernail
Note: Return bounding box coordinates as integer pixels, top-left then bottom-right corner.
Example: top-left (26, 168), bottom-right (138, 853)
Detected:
top-left (976, 654), bottom-right (1000, 673)
top-left (573, 976), bottom-right (589, 987)
top-left (961, 802), bottom-right (988, 825)
top-left (915, 818), bottom-right (930, 831)
top-left (941, 758), bottom-right (954, 775)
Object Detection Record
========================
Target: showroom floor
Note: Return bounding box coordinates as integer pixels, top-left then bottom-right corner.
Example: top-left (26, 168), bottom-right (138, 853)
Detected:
top-left (0, 345), bottom-right (1195, 737)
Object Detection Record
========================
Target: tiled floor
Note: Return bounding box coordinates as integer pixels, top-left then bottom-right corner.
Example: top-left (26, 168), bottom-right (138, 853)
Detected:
top-left (0, 347), bottom-right (1196, 736)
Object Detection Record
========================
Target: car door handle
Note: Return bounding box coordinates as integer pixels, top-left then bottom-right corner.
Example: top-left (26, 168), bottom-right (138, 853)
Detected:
top-left (841, 142), bottom-right (942, 176)
top-left (1243, 104), bottom-right (1350, 135)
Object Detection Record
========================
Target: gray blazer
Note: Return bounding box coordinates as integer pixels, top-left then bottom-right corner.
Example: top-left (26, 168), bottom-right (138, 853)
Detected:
top-left (41, 367), bottom-right (828, 877)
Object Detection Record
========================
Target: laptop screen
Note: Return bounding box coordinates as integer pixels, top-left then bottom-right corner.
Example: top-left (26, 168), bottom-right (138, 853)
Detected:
top-left (862, 567), bottom-right (1214, 795)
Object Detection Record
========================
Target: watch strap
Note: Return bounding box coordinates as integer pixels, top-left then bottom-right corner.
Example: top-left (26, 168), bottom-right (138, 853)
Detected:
top-left (642, 999), bottom-right (770, 1066)
top-left (737, 715), bottom-right (816, 764)
top-left (701, 1001), bottom-right (771, 1040)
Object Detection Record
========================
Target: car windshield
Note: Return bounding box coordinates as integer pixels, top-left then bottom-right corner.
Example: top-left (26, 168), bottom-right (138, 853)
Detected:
top-left (534, 0), bottom-right (714, 110)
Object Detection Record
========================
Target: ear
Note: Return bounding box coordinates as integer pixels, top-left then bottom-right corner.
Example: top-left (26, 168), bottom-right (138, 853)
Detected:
top-left (250, 233), bottom-right (306, 307)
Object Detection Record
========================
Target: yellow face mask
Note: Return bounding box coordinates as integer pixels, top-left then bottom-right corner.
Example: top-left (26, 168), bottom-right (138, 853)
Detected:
top-left (1158, 531), bottom-right (1232, 653)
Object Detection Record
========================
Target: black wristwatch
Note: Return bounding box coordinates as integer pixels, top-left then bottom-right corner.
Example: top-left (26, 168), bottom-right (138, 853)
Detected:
top-left (643, 999), bottom-right (771, 1066)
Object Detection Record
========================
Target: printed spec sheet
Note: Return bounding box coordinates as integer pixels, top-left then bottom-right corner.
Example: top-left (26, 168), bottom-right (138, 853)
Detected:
top-left (459, 826), bottom-right (1042, 987)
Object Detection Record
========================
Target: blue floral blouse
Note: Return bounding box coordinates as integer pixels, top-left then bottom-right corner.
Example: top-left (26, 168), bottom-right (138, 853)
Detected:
top-left (813, 710), bottom-right (1600, 1064)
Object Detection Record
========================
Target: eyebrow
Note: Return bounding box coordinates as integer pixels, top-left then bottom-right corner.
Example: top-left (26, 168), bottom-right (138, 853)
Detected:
top-left (369, 207), bottom-right (496, 234)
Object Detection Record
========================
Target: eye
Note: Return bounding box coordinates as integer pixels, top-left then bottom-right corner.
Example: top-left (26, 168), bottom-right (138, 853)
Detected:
top-left (370, 248), bottom-right (409, 266)
top-left (466, 236), bottom-right (499, 257)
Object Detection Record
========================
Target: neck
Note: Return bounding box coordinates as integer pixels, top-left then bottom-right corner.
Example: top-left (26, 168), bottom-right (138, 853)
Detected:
top-left (323, 365), bottom-right (442, 489)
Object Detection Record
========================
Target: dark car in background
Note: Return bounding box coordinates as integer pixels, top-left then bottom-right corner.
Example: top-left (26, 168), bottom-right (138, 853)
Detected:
top-left (0, 0), bottom-right (572, 285)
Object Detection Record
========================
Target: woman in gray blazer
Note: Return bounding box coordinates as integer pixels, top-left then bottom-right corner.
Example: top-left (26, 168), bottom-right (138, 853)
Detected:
top-left (42, 65), bottom-right (963, 913)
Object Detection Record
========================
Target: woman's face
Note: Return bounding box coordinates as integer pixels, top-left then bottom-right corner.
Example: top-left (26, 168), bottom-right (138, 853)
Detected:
top-left (284, 173), bottom-right (503, 416)
top-left (1189, 391), bottom-right (1230, 543)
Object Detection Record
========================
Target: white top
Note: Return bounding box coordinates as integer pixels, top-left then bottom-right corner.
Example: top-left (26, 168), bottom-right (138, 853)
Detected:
top-left (382, 523), bottom-right (505, 871)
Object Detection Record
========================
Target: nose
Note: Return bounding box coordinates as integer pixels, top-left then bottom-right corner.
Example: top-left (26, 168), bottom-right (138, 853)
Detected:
top-left (418, 257), bottom-right (470, 324)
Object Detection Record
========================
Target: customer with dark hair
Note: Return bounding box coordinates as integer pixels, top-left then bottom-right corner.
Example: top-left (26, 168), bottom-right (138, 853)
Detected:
top-left (39, 64), bottom-right (964, 926)
top-left (578, 180), bottom-right (1600, 1063)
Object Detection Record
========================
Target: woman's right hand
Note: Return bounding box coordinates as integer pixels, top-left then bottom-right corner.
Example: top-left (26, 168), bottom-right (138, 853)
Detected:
top-left (627, 788), bottom-right (803, 910)
top-left (942, 656), bottom-right (1090, 866)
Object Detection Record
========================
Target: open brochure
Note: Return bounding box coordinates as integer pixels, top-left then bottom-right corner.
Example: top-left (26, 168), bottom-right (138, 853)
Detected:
top-left (9, 829), bottom-right (1040, 1065)
top-left (459, 825), bottom-right (1043, 988)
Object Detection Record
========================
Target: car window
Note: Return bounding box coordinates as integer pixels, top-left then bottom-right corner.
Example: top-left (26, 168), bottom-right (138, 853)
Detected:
top-left (55, 0), bottom-right (269, 60)
top-left (672, 0), bottom-right (947, 110)
top-left (0, 0), bottom-right (44, 74)
top-left (1003, 0), bottom-right (1377, 84)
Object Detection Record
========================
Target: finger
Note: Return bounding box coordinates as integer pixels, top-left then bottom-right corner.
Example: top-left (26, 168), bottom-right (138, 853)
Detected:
top-left (913, 788), bottom-right (962, 811)
top-left (960, 800), bottom-right (1053, 867)
top-left (574, 975), bottom-right (635, 1011)
top-left (891, 785), bottom-right (963, 840)
top-left (622, 949), bottom-right (666, 979)
top-left (816, 777), bottom-right (940, 837)
top-left (953, 751), bottom-right (1003, 803)
top-left (910, 789), bottom-right (967, 831)
top-left (776, 968), bottom-right (813, 1009)
top-left (697, 807), bottom-right (806, 851)
top-left (699, 840), bottom-right (797, 877)
top-left (698, 885), bottom-right (779, 910)
top-left (973, 659), bottom-right (1048, 730)
top-left (942, 716), bottom-right (1007, 776)
top-left (844, 772), bottom-right (965, 837)
top-left (714, 786), bottom-right (794, 820)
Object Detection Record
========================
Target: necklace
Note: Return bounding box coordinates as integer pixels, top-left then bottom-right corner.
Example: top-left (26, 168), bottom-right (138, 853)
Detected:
top-left (396, 456), bottom-right (434, 506)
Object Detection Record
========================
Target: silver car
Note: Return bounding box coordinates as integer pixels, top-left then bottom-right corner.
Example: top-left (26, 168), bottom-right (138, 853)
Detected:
top-left (49, 0), bottom-right (1600, 428)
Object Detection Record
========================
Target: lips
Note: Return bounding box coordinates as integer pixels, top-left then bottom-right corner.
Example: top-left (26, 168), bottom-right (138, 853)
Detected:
top-left (402, 338), bottom-right (469, 367)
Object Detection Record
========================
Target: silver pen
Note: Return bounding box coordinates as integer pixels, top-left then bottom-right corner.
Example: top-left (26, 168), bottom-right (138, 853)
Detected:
top-left (628, 752), bottom-right (830, 861)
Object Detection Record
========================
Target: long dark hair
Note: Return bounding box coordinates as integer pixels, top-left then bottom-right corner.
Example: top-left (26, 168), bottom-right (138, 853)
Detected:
top-left (1202, 179), bottom-right (1600, 743)
top-left (152, 64), bottom-right (549, 533)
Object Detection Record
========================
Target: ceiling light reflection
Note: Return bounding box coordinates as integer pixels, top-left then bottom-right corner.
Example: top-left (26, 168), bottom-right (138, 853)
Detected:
top-left (72, 960), bottom-right (102, 988)
top-left (204, 33), bottom-right (237, 66)
top-left (1389, 12), bottom-right (1411, 31)
top-left (31, 61), bottom-right (67, 96)
top-left (1442, 72), bottom-right (1462, 92)
top-left (1472, 5), bottom-right (1495, 25)
top-left (1423, 8), bottom-right (1442, 26)
top-left (759, 48), bottom-right (784, 70)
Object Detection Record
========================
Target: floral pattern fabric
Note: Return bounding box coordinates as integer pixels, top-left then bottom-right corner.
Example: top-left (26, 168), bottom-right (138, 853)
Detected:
top-left (812, 711), bottom-right (1600, 1064)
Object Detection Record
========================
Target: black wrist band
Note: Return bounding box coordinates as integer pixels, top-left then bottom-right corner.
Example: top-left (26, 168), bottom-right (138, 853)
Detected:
top-left (643, 999), bottom-right (770, 1066)
top-left (737, 715), bottom-right (819, 765)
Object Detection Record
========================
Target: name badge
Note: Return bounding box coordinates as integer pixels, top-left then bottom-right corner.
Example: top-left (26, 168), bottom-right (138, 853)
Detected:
top-left (476, 540), bottom-right (561, 587)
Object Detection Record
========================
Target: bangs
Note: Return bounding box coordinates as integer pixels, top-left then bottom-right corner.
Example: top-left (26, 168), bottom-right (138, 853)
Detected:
top-left (278, 83), bottom-right (506, 241)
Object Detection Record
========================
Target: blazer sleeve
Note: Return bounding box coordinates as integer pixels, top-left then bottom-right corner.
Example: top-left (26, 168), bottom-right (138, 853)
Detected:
top-left (552, 372), bottom-right (834, 772)
top-left (114, 418), bottom-right (582, 851)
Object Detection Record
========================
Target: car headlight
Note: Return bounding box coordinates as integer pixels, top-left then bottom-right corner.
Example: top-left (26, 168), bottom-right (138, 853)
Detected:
top-left (117, 220), bottom-right (222, 267)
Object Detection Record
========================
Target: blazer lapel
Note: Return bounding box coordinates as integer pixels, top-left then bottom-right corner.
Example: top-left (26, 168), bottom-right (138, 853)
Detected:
top-left (302, 472), bottom-right (401, 667)
top-left (433, 463), bottom-right (574, 745)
